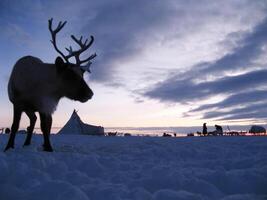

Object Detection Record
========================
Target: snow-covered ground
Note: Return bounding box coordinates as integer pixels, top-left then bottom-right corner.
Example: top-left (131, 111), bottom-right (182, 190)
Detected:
top-left (0, 134), bottom-right (267, 200)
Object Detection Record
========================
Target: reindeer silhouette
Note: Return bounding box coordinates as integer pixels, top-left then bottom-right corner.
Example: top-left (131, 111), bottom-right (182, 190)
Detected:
top-left (5, 18), bottom-right (96, 152)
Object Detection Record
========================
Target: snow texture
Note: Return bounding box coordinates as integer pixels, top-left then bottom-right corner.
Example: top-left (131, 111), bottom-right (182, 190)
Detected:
top-left (0, 134), bottom-right (267, 200)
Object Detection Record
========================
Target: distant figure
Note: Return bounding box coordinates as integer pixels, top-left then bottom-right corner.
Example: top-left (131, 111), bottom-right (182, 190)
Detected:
top-left (215, 125), bottom-right (223, 135)
top-left (202, 123), bottom-right (207, 136)
top-left (163, 132), bottom-right (171, 137)
top-left (173, 133), bottom-right (177, 137)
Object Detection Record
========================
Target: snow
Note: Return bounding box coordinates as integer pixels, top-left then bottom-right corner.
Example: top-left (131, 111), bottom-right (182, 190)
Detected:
top-left (0, 134), bottom-right (267, 200)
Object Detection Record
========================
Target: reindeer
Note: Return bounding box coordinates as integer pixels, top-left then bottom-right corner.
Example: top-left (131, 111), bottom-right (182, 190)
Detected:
top-left (4, 18), bottom-right (96, 152)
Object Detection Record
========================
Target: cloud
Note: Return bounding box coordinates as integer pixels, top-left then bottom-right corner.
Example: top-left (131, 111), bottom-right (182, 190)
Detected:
top-left (77, 0), bottom-right (267, 83)
top-left (78, 0), bottom-right (178, 82)
top-left (198, 17), bottom-right (267, 75)
top-left (219, 109), bottom-right (267, 121)
top-left (194, 88), bottom-right (267, 122)
top-left (1, 0), bottom-right (266, 84)
top-left (143, 11), bottom-right (267, 122)
top-left (192, 90), bottom-right (267, 113)
top-left (202, 101), bottom-right (267, 119)
top-left (145, 69), bottom-right (267, 103)
top-left (1, 0), bottom-right (267, 124)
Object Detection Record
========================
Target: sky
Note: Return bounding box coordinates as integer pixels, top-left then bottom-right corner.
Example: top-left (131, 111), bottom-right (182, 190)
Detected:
top-left (0, 0), bottom-right (267, 129)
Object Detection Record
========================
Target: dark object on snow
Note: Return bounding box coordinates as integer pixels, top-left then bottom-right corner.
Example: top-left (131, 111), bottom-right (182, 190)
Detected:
top-left (4, 18), bottom-right (96, 152)
top-left (226, 126), bottom-right (246, 136)
top-left (108, 132), bottom-right (117, 136)
top-left (5, 128), bottom-right (10, 134)
top-left (187, 133), bottom-right (194, 137)
top-left (215, 125), bottom-right (223, 136)
top-left (202, 123), bottom-right (207, 136)
top-left (196, 131), bottom-right (202, 136)
top-left (249, 125), bottom-right (266, 134)
top-left (124, 133), bottom-right (131, 136)
top-left (163, 132), bottom-right (172, 137)
top-left (207, 125), bottom-right (223, 136)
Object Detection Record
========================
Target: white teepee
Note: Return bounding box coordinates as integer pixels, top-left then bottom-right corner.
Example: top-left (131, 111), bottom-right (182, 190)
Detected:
top-left (57, 110), bottom-right (104, 135)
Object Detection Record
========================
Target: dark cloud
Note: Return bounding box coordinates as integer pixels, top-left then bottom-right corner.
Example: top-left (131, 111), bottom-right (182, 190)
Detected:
top-left (199, 17), bottom-right (267, 75)
top-left (79, 0), bottom-right (177, 82)
top-left (144, 15), bottom-right (267, 122)
top-left (203, 101), bottom-right (267, 119)
top-left (219, 110), bottom-right (267, 121)
top-left (178, 15), bottom-right (267, 79)
top-left (78, 0), bottom-right (264, 83)
top-left (145, 69), bottom-right (267, 103)
top-left (192, 90), bottom-right (267, 112)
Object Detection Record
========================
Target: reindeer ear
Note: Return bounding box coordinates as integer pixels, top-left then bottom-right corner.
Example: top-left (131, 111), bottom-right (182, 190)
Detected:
top-left (55, 57), bottom-right (65, 72)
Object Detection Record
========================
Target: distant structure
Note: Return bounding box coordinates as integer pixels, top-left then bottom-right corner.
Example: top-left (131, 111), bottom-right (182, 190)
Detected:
top-left (58, 110), bottom-right (104, 136)
top-left (215, 125), bottom-right (223, 136)
top-left (249, 125), bottom-right (266, 134)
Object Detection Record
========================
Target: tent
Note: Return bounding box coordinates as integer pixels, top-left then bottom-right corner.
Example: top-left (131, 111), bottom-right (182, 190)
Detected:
top-left (57, 110), bottom-right (104, 136)
top-left (249, 125), bottom-right (266, 134)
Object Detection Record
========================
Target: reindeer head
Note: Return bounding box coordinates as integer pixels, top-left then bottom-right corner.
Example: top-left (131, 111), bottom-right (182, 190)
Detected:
top-left (48, 18), bottom-right (95, 102)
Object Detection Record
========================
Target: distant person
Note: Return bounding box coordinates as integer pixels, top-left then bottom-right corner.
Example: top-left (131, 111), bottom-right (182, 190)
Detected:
top-left (202, 123), bottom-right (207, 136)
top-left (215, 125), bottom-right (223, 135)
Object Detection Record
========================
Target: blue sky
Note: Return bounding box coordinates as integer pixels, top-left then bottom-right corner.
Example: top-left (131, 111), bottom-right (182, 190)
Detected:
top-left (1, 0), bottom-right (267, 128)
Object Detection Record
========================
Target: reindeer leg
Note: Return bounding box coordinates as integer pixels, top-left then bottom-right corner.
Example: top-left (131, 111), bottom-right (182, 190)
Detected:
top-left (4, 105), bottom-right (22, 151)
top-left (39, 113), bottom-right (53, 152)
top-left (23, 111), bottom-right (37, 146)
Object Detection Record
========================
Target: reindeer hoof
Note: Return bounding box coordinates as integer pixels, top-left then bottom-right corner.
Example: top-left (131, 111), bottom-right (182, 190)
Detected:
top-left (42, 144), bottom-right (53, 152)
top-left (23, 141), bottom-right (31, 146)
top-left (4, 144), bottom-right (14, 152)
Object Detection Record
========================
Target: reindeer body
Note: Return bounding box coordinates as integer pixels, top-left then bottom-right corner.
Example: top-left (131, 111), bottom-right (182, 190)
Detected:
top-left (9, 56), bottom-right (60, 114)
top-left (4, 18), bottom-right (96, 152)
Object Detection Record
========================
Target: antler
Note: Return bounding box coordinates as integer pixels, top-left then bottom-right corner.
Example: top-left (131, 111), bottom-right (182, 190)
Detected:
top-left (48, 18), bottom-right (96, 70)
top-left (66, 35), bottom-right (97, 67)
top-left (48, 18), bottom-right (69, 62)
